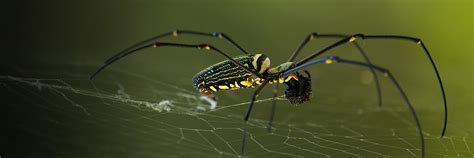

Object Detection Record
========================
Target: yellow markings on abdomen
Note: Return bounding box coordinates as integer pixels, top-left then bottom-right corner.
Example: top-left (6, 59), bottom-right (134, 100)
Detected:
top-left (240, 79), bottom-right (254, 87)
top-left (234, 81), bottom-right (241, 88)
top-left (209, 86), bottom-right (217, 92)
top-left (204, 74), bottom-right (299, 92)
top-left (255, 78), bottom-right (263, 85)
top-left (218, 85), bottom-right (230, 90)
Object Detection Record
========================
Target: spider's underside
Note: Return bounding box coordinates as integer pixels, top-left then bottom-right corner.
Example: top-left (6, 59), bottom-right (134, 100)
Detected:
top-left (89, 30), bottom-right (448, 158)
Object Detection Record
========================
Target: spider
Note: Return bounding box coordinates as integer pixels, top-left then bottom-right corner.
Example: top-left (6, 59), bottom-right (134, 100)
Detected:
top-left (90, 30), bottom-right (447, 157)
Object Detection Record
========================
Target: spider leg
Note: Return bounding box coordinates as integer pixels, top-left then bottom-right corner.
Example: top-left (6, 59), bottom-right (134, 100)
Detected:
top-left (266, 84), bottom-right (279, 132)
top-left (105, 30), bottom-right (248, 64)
top-left (241, 80), bottom-right (269, 156)
top-left (288, 33), bottom-right (382, 107)
top-left (265, 33), bottom-right (384, 134)
top-left (354, 35), bottom-right (447, 137)
top-left (293, 34), bottom-right (447, 137)
top-left (353, 42), bottom-right (383, 107)
top-left (90, 42), bottom-right (261, 79)
top-left (283, 55), bottom-right (425, 158)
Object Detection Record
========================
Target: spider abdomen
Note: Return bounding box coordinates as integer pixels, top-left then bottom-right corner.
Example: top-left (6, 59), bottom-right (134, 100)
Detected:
top-left (192, 54), bottom-right (269, 95)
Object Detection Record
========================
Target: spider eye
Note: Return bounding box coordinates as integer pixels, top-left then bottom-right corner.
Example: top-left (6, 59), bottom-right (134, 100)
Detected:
top-left (284, 72), bottom-right (312, 104)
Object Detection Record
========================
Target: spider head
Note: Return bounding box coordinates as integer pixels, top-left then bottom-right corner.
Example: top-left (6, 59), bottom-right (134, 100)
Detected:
top-left (283, 71), bottom-right (312, 104)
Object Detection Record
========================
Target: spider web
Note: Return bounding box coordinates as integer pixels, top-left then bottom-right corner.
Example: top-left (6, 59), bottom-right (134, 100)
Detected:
top-left (1, 65), bottom-right (472, 158)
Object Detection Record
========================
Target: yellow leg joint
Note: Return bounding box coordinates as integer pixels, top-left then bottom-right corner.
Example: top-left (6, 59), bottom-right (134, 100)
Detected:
top-left (309, 34), bottom-right (315, 41)
top-left (172, 30), bottom-right (178, 37)
top-left (349, 36), bottom-right (357, 43)
top-left (325, 59), bottom-right (334, 64)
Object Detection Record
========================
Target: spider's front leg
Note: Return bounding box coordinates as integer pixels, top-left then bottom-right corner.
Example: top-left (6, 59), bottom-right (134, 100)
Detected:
top-left (105, 30), bottom-right (249, 64)
top-left (264, 33), bottom-right (383, 134)
top-left (290, 33), bottom-right (447, 137)
top-left (90, 42), bottom-right (261, 80)
top-left (289, 34), bottom-right (383, 107)
top-left (90, 30), bottom-right (250, 79)
top-left (283, 55), bottom-right (426, 158)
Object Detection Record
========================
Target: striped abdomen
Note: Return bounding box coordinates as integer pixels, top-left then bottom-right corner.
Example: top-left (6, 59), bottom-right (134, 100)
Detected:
top-left (192, 54), bottom-right (270, 95)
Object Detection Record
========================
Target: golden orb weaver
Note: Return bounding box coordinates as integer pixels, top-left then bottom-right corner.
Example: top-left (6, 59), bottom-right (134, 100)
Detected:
top-left (90, 30), bottom-right (447, 157)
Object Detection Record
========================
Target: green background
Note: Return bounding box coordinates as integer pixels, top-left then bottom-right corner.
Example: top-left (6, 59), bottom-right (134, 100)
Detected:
top-left (2, 0), bottom-right (473, 157)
